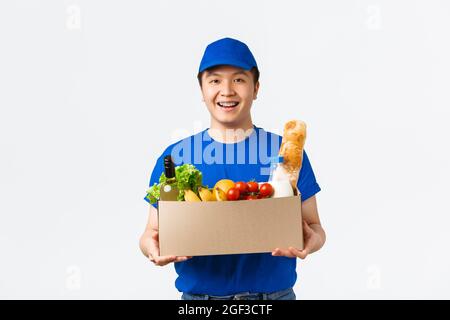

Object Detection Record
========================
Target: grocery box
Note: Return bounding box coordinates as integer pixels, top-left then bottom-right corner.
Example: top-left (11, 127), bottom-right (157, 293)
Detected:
top-left (158, 189), bottom-right (303, 257)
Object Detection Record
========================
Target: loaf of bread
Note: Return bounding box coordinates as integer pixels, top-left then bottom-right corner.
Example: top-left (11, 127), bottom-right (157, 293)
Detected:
top-left (278, 120), bottom-right (307, 187)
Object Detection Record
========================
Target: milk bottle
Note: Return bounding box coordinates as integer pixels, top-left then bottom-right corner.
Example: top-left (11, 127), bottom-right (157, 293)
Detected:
top-left (267, 156), bottom-right (294, 198)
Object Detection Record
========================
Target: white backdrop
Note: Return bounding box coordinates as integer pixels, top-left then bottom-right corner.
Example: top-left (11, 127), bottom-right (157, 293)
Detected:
top-left (1, 0), bottom-right (449, 299)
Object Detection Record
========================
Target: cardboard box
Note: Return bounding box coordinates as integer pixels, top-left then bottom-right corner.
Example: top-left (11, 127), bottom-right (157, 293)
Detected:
top-left (158, 190), bottom-right (303, 257)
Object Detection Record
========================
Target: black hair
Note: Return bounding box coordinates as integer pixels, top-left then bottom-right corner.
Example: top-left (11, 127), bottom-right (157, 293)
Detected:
top-left (197, 66), bottom-right (260, 87)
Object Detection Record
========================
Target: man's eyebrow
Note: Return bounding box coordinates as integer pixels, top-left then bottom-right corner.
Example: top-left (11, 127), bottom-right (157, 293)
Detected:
top-left (205, 70), bottom-right (250, 77)
top-left (205, 72), bottom-right (221, 78)
top-left (232, 71), bottom-right (249, 76)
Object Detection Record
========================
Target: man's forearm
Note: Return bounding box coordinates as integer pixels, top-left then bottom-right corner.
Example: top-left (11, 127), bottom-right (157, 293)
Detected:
top-left (308, 223), bottom-right (326, 254)
top-left (139, 232), bottom-right (153, 258)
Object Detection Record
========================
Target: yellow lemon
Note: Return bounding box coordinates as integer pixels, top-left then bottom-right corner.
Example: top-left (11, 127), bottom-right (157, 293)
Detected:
top-left (214, 179), bottom-right (235, 193)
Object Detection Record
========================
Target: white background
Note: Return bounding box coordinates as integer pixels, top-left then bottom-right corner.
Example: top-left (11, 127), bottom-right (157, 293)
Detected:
top-left (1, 0), bottom-right (449, 299)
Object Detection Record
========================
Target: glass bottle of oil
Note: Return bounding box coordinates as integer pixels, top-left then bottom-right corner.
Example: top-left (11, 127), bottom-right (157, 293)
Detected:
top-left (159, 155), bottom-right (179, 201)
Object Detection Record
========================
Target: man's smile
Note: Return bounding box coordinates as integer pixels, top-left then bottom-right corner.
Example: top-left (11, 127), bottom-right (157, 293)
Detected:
top-left (217, 101), bottom-right (239, 109)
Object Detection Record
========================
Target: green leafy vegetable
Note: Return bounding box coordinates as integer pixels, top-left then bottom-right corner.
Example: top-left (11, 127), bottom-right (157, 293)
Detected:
top-left (145, 183), bottom-right (160, 204)
top-left (145, 164), bottom-right (203, 203)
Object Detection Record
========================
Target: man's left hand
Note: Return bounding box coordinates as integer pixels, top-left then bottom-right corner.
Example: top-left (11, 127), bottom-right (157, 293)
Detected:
top-left (271, 221), bottom-right (322, 259)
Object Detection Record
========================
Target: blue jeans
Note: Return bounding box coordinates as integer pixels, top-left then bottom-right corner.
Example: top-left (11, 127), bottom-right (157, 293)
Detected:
top-left (181, 287), bottom-right (296, 300)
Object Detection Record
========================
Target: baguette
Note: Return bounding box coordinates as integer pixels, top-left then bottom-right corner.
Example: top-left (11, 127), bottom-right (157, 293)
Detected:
top-left (278, 120), bottom-right (307, 187)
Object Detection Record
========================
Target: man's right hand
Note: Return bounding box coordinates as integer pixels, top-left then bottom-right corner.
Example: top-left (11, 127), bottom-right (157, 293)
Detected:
top-left (147, 230), bottom-right (192, 266)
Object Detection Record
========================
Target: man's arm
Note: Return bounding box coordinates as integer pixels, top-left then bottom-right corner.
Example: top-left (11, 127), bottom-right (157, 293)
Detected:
top-left (139, 205), bottom-right (158, 258)
top-left (139, 206), bottom-right (191, 266)
top-left (272, 195), bottom-right (326, 259)
top-left (300, 195), bottom-right (326, 254)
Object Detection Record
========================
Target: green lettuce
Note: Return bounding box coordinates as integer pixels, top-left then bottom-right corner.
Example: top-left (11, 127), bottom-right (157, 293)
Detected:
top-left (145, 183), bottom-right (160, 204)
top-left (145, 164), bottom-right (203, 203)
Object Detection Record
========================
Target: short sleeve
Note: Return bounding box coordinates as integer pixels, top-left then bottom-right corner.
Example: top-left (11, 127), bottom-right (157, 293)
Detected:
top-left (143, 153), bottom-right (165, 209)
top-left (297, 150), bottom-right (321, 202)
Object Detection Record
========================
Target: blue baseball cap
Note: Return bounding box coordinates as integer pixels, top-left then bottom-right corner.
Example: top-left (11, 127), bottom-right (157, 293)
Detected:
top-left (198, 37), bottom-right (258, 73)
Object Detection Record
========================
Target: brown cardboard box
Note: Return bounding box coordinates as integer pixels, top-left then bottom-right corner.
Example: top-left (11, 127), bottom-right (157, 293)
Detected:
top-left (158, 191), bottom-right (303, 256)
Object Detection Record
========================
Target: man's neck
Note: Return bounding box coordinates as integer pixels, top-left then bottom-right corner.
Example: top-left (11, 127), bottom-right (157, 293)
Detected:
top-left (208, 119), bottom-right (255, 143)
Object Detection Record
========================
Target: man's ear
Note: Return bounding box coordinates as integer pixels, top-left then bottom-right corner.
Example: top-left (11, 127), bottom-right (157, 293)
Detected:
top-left (253, 81), bottom-right (260, 100)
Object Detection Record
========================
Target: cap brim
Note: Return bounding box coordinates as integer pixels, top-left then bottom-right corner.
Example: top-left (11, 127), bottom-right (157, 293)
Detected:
top-left (199, 59), bottom-right (254, 73)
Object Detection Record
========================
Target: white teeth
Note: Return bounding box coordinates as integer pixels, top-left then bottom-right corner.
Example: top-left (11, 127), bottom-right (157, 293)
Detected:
top-left (218, 102), bottom-right (239, 107)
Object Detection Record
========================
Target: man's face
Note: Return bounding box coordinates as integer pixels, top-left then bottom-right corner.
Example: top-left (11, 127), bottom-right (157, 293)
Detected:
top-left (201, 65), bottom-right (259, 127)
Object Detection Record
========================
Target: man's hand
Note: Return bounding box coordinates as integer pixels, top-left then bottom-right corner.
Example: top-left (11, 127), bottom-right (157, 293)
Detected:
top-left (146, 230), bottom-right (192, 266)
top-left (140, 206), bottom-right (192, 266)
top-left (271, 221), bottom-right (324, 259)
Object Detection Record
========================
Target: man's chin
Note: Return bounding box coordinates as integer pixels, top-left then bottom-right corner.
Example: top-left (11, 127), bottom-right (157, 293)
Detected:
top-left (212, 109), bottom-right (239, 120)
top-left (212, 114), bottom-right (241, 126)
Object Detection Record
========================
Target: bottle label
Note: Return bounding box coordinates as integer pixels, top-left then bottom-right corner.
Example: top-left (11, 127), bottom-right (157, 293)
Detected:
top-left (163, 185), bottom-right (172, 192)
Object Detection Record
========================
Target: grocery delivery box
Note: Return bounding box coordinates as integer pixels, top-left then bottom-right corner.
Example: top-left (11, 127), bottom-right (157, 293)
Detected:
top-left (158, 190), bottom-right (303, 257)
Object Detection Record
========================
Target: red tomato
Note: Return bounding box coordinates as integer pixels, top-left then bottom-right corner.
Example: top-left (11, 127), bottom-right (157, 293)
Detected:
top-left (234, 181), bottom-right (248, 194)
top-left (247, 181), bottom-right (259, 193)
top-left (259, 183), bottom-right (274, 198)
top-left (226, 187), bottom-right (240, 201)
top-left (245, 194), bottom-right (258, 200)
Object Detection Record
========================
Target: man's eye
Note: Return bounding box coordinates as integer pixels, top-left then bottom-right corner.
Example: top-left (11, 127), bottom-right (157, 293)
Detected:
top-left (234, 78), bottom-right (245, 83)
top-left (209, 79), bottom-right (219, 84)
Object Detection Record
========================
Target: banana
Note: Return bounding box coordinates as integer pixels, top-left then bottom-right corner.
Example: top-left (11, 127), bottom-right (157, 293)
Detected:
top-left (184, 189), bottom-right (201, 202)
top-left (209, 188), bottom-right (217, 201)
top-left (198, 187), bottom-right (213, 201)
top-left (214, 187), bottom-right (227, 201)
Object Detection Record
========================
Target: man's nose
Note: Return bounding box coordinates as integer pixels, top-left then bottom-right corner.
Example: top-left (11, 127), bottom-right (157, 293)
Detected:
top-left (220, 81), bottom-right (236, 96)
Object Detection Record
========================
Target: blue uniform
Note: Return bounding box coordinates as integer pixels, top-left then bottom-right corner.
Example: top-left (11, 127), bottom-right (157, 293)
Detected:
top-left (144, 125), bottom-right (321, 295)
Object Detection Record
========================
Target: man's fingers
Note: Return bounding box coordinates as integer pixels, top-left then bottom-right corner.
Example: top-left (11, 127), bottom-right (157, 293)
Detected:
top-left (154, 255), bottom-right (177, 266)
top-left (271, 247), bottom-right (309, 259)
top-left (148, 246), bottom-right (160, 263)
top-left (148, 233), bottom-right (161, 262)
top-left (271, 248), bottom-right (282, 256)
top-left (151, 254), bottom-right (192, 266)
top-left (272, 248), bottom-right (296, 258)
top-left (289, 247), bottom-right (309, 259)
top-left (174, 256), bottom-right (191, 263)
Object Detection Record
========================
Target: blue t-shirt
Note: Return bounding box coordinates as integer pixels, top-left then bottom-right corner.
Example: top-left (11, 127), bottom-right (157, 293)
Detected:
top-left (144, 125), bottom-right (321, 295)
